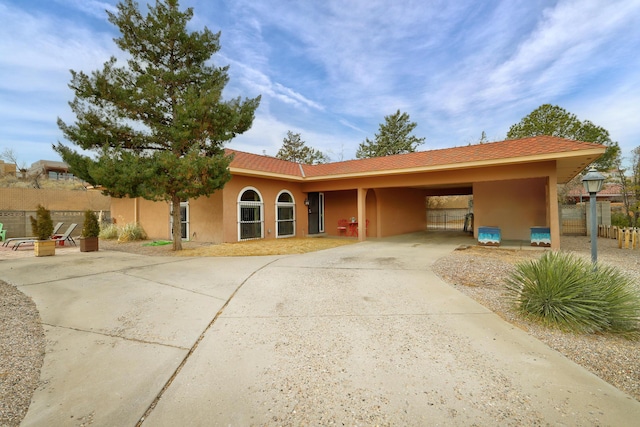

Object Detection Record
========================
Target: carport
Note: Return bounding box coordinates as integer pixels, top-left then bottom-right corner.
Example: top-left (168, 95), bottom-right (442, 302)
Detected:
top-left (301, 136), bottom-right (605, 250)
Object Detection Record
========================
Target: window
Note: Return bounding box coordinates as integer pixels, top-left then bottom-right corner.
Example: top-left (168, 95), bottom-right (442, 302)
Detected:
top-left (238, 188), bottom-right (263, 240)
top-left (170, 200), bottom-right (189, 240)
top-left (276, 191), bottom-right (295, 238)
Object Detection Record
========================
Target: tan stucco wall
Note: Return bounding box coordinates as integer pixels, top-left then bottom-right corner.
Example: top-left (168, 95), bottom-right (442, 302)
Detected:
top-left (323, 189), bottom-right (357, 237)
top-left (221, 175), bottom-right (308, 242)
top-left (112, 176), bottom-right (312, 243)
top-left (0, 188), bottom-right (110, 211)
top-left (375, 188), bottom-right (428, 237)
top-left (110, 197), bottom-right (171, 239)
top-left (189, 192), bottom-right (224, 242)
top-left (473, 177), bottom-right (547, 241)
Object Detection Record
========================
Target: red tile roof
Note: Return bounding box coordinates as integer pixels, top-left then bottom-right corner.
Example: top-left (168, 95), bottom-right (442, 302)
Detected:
top-left (227, 136), bottom-right (604, 179)
top-left (226, 149), bottom-right (304, 177)
top-left (567, 183), bottom-right (624, 197)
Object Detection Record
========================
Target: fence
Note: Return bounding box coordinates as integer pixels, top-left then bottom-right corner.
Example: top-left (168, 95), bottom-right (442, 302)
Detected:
top-left (0, 210), bottom-right (111, 239)
top-left (560, 202), bottom-right (611, 236)
top-left (560, 204), bottom-right (586, 235)
top-left (602, 226), bottom-right (640, 249)
top-left (426, 204), bottom-right (613, 236)
top-left (426, 208), bottom-right (469, 231)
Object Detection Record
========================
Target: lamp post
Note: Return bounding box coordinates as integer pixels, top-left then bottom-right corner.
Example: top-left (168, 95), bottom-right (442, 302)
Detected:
top-left (582, 167), bottom-right (605, 263)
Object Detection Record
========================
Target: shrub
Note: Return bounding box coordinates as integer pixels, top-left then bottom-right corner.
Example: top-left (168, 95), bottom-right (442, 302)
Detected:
top-left (117, 222), bottom-right (147, 242)
top-left (611, 212), bottom-right (630, 228)
top-left (29, 205), bottom-right (54, 240)
top-left (505, 251), bottom-right (640, 338)
top-left (99, 223), bottom-right (119, 240)
top-left (81, 210), bottom-right (100, 238)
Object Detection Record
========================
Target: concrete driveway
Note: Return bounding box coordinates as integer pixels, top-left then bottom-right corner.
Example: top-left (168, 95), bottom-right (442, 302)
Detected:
top-left (2, 233), bottom-right (639, 426)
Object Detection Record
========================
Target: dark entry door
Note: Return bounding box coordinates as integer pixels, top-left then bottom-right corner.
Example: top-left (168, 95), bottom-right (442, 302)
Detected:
top-left (307, 192), bottom-right (320, 234)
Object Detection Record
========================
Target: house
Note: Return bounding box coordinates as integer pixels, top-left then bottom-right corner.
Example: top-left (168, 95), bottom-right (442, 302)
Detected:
top-left (0, 160), bottom-right (17, 176)
top-left (566, 183), bottom-right (625, 204)
top-left (111, 136), bottom-right (605, 250)
top-left (28, 160), bottom-right (74, 180)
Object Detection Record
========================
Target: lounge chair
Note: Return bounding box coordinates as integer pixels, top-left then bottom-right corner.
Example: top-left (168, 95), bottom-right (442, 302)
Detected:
top-left (52, 223), bottom-right (78, 247)
top-left (13, 223), bottom-right (76, 250)
top-left (3, 222), bottom-right (64, 247)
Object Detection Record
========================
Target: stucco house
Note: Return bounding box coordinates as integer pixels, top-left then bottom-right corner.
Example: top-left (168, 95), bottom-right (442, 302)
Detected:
top-left (111, 136), bottom-right (605, 250)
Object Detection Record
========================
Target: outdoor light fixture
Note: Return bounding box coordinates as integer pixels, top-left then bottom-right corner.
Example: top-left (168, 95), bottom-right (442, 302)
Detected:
top-left (582, 167), bottom-right (605, 194)
top-left (582, 166), bottom-right (605, 264)
top-left (304, 198), bottom-right (310, 206)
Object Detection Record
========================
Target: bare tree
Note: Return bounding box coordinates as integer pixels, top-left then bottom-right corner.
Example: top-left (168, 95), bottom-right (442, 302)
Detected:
top-left (615, 148), bottom-right (640, 227)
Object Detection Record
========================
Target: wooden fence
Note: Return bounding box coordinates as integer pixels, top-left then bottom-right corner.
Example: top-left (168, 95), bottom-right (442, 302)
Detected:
top-left (598, 225), bottom-right (640, 249)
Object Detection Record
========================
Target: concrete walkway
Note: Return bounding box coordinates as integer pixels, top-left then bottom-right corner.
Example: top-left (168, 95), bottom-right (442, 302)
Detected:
top-left (2, 233), bottom-right (639, 426)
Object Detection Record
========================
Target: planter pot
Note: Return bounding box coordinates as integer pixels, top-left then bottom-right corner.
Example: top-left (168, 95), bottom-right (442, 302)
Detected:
top-left (34, 240), bottom-right (56, 257)
top-left (80, 236), bottom-right (99, 252)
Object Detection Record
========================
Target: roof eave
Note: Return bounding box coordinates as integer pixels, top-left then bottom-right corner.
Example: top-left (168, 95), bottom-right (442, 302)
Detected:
top-left (229, 167), bottom-right (304, 181)
top-left (304, 148), bottom-right (607, 181)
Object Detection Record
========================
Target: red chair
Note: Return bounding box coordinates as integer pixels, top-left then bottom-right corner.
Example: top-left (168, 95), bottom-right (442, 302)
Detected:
top-left (337, 219), bottom-right (348, 235)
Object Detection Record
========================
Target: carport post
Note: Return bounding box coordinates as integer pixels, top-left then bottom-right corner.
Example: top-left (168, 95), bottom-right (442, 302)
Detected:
top-left (357, 187), bottom-right (367, 241)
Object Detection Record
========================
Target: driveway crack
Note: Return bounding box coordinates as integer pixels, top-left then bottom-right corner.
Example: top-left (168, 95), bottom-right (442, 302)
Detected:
top-left (135, 258), bottom-right (279, 426)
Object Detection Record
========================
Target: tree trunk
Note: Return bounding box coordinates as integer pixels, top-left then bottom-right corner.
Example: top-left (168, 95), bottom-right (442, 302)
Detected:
top-left (172, 193), bottom-right (183, 251)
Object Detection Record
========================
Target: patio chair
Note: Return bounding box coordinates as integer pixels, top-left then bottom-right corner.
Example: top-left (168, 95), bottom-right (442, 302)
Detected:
top-left (13, 223), bottom-right (76, 250)
top-left (337, 219), bottom-right (348, 236)
top-left (3, 222), bottom-right (65, 248)
top-left (0, 223), bottom-right (5, 242)
top-left (52, 223), bottom-right (78, 247)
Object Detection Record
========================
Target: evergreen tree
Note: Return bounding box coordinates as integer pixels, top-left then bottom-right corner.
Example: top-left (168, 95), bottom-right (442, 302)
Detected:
top-left (507, 104), bottom-right (619, 171)
top-left (54, 0), bottom-right (260, 250)
top-left (276, 131), bottom-right (328, 164)
top-left (356, 110), bottom-right (425, 158)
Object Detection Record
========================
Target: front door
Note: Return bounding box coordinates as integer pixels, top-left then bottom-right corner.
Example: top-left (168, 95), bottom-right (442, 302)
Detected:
top-left (307, 192), bottom-right (321, 234)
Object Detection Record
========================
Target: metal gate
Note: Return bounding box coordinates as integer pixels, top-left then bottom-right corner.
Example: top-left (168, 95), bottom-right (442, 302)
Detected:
top-left (427, 208), bottom-right (469, 231)
top-left (560, 204), bottom-right (586, 235)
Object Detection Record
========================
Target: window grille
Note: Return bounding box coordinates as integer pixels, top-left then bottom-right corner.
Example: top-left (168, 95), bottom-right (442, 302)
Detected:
top-left (239, 200), bottom-right (263, 240)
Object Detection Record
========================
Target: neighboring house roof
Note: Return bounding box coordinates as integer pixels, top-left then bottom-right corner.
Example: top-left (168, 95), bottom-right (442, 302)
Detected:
top-left (567, 183), bottom-right (625, 199)
top-left (228, 136), bottom-right (605, 184)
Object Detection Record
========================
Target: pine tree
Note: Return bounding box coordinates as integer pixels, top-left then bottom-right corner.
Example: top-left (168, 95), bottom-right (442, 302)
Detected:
top-left (54, 0), bottom-right (260, 250)
top-left (276, 131), bottom-right (328, 164)
top-left (356, 110), bottom-right (425, 158)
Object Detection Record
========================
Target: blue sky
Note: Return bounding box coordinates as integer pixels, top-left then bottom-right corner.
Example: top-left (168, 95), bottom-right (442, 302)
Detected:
top-left (1, 0), bottom-right (640, 167)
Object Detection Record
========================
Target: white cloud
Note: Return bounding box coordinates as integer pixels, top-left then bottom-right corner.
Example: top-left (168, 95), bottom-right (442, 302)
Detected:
top-left (2, 0), bottom-right (640, 166)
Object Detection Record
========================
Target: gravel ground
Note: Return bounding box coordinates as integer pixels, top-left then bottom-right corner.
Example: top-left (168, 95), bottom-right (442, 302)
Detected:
top-left (0, 280), bottom-right (44, 426)
top-left (1, 234), bottom-right (638, 425)
top-left (432, 235), bottom-right (640, 403)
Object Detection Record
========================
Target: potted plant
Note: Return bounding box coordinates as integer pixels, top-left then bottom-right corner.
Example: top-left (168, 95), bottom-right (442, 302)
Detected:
top-left (80, 210), bottom-right (100, 252)
top-left (30, 204), bottom-right (55, 257)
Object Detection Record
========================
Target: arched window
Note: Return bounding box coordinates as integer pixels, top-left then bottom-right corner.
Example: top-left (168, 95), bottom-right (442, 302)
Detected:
top-left (238, 187), bottom-right (263, 240)
top-left (276, 191), bottom-right (295, 238)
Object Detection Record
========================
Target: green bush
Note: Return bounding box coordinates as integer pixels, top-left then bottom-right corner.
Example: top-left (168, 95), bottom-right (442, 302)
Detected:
top-left (99, 223), bottom-right (119, 240)
top-left (81, 210), bottom-right (100, 238)
top-left (117, 222), bottom-right (147, 242)
top-left (611, 212), bottom-right (630, 228)
top-left (29, 204), bottom-right (54, 240)
top-left (505, 251), bottom-right (640, 338)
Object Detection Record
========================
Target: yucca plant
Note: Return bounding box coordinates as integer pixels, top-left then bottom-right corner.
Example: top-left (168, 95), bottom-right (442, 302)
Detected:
top-left (591, 265), bottom-right (640, 337)
top-left (505, 251), bottom-right (640, 338)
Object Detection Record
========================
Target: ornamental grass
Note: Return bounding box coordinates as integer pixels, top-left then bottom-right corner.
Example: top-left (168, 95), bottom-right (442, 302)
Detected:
top-left (505, 251), bottom-right (640, 339)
